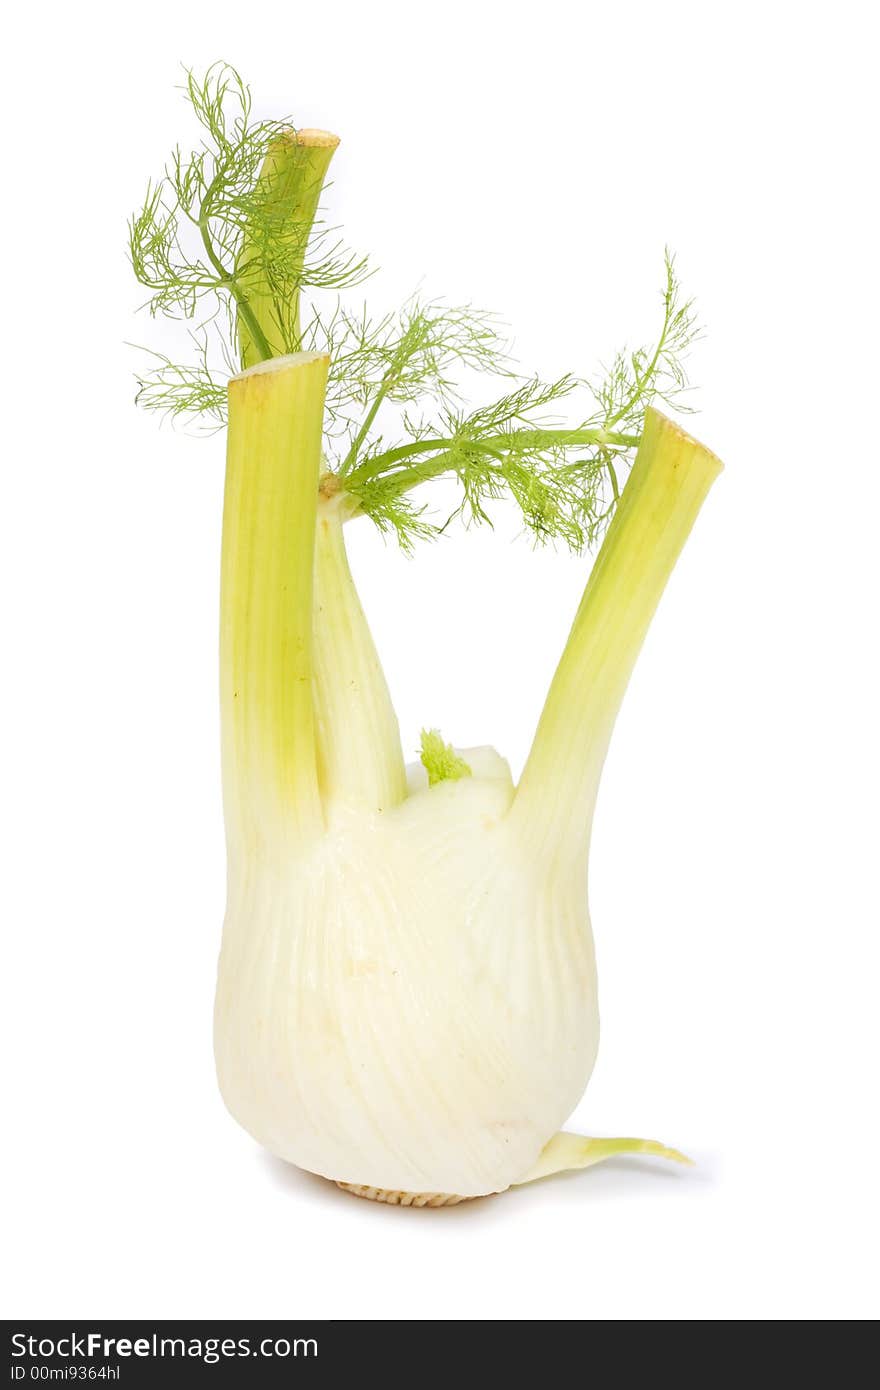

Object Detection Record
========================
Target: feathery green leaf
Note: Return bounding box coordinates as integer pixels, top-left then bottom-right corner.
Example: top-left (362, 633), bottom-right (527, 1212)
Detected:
top-left (130, 66), bottom-right (701, 554)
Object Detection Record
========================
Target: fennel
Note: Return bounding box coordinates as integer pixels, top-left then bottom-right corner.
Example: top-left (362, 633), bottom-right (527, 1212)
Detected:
top-left (131, 65), bottom-right (722, 1202)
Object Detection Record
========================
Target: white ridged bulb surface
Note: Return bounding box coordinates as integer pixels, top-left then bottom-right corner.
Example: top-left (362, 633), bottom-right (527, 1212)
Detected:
top-left (215, 750), bottom-right (597, 1197)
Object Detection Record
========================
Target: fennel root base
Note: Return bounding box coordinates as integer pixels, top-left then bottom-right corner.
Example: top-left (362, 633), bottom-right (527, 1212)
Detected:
top-left (335, 1182), bottom-right (477, 1206)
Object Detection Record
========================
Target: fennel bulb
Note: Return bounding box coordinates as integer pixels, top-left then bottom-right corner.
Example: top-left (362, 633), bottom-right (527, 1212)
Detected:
top-left (213, 355), bottom-right (720, 1199)
top-left (131, 65), bottom-right (722, 1203)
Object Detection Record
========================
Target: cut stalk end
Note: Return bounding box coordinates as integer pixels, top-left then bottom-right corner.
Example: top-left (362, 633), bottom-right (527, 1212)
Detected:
top-left (293, 127), bottom-right (341, 150)
top-left (230, 350), bottom-right (328, 383)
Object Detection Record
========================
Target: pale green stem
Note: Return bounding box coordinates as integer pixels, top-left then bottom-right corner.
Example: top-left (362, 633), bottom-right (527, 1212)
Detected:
top-left (197, 188), bottom-right (273, 363)
top-left (220, 353), bottom-right (329, 856)
top-left (345, 428), bottom-right (641, 490)
top-left (511, 408), bottom-right (723, 860)
top-left (236, 129), bottom-right (340, 369)
top-left (312, 499), bottom-right (407, 815)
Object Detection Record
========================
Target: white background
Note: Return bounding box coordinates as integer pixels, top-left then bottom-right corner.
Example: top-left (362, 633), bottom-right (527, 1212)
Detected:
top-left (2, 0), bottom-right (878, 1322)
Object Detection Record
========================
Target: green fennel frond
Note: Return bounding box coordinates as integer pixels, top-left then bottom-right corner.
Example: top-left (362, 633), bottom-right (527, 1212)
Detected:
top-left (128, 62), bottom-right (366, 367)
top-left (130, 65), bottom-right (700, 551)
top-left (339, 260), bottom-right (698, 550)
top-left (587, 249), bottom-right (698, 435)
top-left (329, 299), bottom-right (513, 470)
top-left (134, 352), bottom-right (229, 428)
top-left (132, 320), bottom-right (235, 429)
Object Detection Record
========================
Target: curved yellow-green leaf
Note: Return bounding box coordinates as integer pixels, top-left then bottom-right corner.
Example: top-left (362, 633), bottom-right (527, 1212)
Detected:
top-left (514, 1131), bottom-right (693, 1185)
